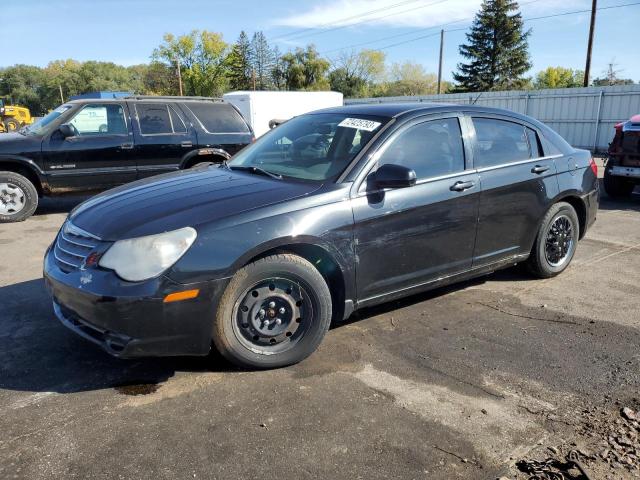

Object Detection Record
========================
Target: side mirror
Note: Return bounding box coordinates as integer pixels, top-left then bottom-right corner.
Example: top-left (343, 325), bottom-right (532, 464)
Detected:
top-left (372, 164), bottom-right (417, 189)
top-left (58, 124), bottom-right (75, 138)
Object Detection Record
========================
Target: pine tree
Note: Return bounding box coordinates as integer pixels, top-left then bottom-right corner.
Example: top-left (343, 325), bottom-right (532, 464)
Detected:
top-left (249, 31), bottom-right (275, 90)
top-left (453, 0), bottom-right (531, 92)
top-left (227, 31), bottom-right (252, 90)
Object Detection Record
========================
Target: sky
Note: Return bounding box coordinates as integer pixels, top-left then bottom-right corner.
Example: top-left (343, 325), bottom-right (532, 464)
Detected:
top-left (1, 0), bottom-right (639, 84)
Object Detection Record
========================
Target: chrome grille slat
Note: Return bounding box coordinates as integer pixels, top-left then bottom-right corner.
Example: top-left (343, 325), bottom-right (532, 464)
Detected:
top-left (60, 231), bottom-right (97, 249)
top-left (55, 242), bottom-right (86, 259)
top-left (53, 221), bottom-right (104, 273)
top-left (53, 248), bottom-right (80, 269)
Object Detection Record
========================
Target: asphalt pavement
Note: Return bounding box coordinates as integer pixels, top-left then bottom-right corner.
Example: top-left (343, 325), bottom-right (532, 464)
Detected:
top-left (1, 186), bottom-right (639, 479)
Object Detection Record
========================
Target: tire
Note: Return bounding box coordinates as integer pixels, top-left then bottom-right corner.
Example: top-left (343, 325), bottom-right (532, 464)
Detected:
top-left (603, 168), bottom-right (635, 198)
top-left (0, 171), bottom-right (39, 222)
top-left (3, 118), bottom-right (21, 132)
top-left (526, 202), bottom-right (579, 279)
top-left (213, 254), bottom-right (332, 369)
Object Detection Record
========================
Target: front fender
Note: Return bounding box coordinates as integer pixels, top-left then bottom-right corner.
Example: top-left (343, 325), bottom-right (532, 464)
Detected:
top-left (167, 199), bottom-right (356, 300)
top-left (0, 155), bottom-right (48, 191)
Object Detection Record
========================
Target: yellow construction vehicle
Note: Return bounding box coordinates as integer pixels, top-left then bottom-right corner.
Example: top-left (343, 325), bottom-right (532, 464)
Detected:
top-left (0, 98), bottom-right (34, 133)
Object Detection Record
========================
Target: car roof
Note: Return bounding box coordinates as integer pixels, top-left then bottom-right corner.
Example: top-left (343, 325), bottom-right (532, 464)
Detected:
top-left (312, 102), bottom-right (540, 125)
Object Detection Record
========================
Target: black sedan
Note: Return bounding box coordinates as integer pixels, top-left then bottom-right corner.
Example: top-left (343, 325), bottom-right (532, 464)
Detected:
top-left (44, 103), bottom-right (599, 368)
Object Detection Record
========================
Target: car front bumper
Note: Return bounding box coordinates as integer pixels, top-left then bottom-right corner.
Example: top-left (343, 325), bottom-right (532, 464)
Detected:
top-left (43, 247), bottom-right (229, 358)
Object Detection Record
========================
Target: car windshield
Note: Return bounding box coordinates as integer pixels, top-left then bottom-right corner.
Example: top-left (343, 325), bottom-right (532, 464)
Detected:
top-left (22, 104), bottom-right (73, 136)
top-left (228, 113), bottom-right (389, 181)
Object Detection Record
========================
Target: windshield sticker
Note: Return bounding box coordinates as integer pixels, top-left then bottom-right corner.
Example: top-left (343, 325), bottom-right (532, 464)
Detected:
top-left (338, 118), bottom-right (382, 132)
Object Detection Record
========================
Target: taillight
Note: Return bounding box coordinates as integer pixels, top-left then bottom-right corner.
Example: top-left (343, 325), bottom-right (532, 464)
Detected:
top-left (589, 158), bottom-right (598, 176)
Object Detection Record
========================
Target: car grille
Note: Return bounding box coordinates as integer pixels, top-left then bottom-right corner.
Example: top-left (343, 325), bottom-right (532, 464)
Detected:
top-left (53, 222), bottom-right (104, 273)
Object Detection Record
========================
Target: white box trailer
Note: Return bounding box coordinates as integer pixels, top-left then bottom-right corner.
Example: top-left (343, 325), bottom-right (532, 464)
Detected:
top-left (222, 91), bottom-right (344, 138)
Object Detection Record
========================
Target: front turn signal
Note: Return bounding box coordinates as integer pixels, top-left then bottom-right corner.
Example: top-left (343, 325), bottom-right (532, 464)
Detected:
top-left (163, 289), bottom-right (200, 303)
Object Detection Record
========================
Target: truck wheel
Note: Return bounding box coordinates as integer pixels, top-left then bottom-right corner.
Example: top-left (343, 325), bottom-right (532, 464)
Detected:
top-left (603, 169), bottom-right (635, 198)
top-left (3, 118), bottom-right (21, 132)
top-left (526, 202), bottom-right (579, 279)
top-left (213, 254), bottom-right (332, 369)
top-left (0, 171), bottom-right (39, 222)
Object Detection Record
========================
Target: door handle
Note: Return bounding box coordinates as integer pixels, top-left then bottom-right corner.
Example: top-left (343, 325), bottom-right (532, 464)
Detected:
top-left (120, 143), bottom-right (134, 150)
top-left (450, 180), bottom-right (475, 192)
top-left (531, 165), bottom-right (550, 174)
top-left (181, 141), bottom-right (193, 148)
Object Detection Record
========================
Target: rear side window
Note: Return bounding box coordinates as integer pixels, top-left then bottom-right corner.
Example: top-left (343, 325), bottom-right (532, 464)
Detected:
top-left (378, 118), bottom-right (465, 180)
top-left (185, 102), bottom-right (250, 133)
top-left (136, 103), bottom-right (186, 135)
top-left (472, 118), bottom-right (531, 168)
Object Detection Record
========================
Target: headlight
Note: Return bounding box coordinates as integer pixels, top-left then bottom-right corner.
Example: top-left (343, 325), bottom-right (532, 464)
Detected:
top-left (99, 227), bottom-right (197, 282)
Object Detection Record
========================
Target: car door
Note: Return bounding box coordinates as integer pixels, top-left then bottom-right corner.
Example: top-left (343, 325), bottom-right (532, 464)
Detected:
top-left (352, 115), bottom-right (480, 303)
top-left (131, 102), bottom-right (197, 178)
top-left (42, 102), bottom-right (136, 191)
top-left (469, 115), bottom-right (560, 266)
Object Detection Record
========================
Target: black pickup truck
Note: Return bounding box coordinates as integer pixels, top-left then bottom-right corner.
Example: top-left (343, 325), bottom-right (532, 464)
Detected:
top-left (0, 96), bottom-right (253, 222)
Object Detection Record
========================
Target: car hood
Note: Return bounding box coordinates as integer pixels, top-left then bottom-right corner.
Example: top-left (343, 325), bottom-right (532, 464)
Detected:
top-left (70, 167), bottom-right (322, 240)
top-left (0, 132), bottom-right (38, 154)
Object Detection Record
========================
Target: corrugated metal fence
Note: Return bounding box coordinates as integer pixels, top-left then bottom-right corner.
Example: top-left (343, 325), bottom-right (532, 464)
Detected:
top-left (345, 84), bottom-right (640, 153)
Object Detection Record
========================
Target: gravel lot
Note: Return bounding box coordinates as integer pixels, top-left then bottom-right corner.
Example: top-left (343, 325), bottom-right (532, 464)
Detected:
top-left (1, 182), bottom-right (639, 479)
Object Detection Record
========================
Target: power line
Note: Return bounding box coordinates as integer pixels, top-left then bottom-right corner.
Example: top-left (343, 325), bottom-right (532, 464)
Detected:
top-left (320, 0), bottom-right (544, 56)
top-left (325, 1), bottom-right (640, 56)
top-left (275, 0), bottom-right (450, 43)
top-left (270, 0), bottom-right (430, 41)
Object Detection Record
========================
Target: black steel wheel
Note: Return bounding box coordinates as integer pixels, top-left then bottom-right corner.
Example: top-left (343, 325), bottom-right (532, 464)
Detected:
top-left (527, 202), bottom-right (579, 278)
top-left (213, 254), bottom-right (332, 369)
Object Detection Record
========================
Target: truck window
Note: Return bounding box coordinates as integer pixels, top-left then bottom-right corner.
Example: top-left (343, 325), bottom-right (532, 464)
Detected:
top-left (136, 103), bottom-right (187, 135)
top-left (184, 103), bottom-right (250, 134)
top-left (69, 104), bottom-right (127, 136)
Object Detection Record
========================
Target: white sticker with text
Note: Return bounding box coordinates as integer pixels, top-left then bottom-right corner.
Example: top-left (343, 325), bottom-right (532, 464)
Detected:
top-left (338, 118), bottom-right (382, 132)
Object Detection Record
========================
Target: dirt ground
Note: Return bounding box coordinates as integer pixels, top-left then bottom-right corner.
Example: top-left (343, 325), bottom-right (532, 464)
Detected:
top-left (1, 182), bottom-right (639, 480)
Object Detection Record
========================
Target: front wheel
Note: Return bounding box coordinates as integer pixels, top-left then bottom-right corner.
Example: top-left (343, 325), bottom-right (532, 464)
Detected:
top-left (213, 254), bottom-right (332, 369)
top-left (0, 171), bottom-right (39, 222)
top-left (526, 202), bottom-right (579, 279)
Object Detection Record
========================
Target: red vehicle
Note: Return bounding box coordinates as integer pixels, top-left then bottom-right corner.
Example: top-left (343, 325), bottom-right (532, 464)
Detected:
top-left (605, 114), bottom-right (640, 198)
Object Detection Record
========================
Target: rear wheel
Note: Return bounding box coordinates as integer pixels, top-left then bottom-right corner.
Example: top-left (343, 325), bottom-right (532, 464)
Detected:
top-left (3, 118), bottom-right (21, 132)
top-left (213, 254), bottom-right (332, 369)
top-left (604, 168), bottom-right (635, 198)
top-left (0, 171), bottom-right (39, 222)
top-left (526, 202), bottom-right (579, 279)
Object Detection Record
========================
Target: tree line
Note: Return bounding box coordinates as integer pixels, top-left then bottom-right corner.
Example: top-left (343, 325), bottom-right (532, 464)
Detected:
top-left (1, 0), bottom-right (635, 116)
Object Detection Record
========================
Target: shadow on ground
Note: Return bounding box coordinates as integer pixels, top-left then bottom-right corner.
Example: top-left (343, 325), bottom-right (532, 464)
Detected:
top-left (0, 278), bottom-right (234, 395)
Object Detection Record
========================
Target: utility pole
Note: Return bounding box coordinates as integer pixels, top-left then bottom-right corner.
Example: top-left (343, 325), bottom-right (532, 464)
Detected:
top-left (58, 85), bottom-right (64, 103)
top-left (176, 59), bottom-right (184, 96)
top-left (437, 29), bottom-right (445, 94)
top-left (583, 0), bottom-right (597, 87)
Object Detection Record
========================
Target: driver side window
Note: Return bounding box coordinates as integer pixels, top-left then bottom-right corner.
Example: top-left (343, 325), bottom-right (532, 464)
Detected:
top-left (69, 104), bottom-right (127, 136)
top-left (377, 118), bottom-right (465, 180)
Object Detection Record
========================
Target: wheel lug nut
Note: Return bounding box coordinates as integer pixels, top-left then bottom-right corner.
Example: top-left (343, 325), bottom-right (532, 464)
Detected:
top-left (259, 309), bottom-right (265, 318)
top-left (275, 318), bottom-right (282, 325)
top-left (279, 307), bottom-right (285, 314)
top-left (268, 301), bottom-right (276, 308)
top-left (263, 320), bottom-right (270, 327)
